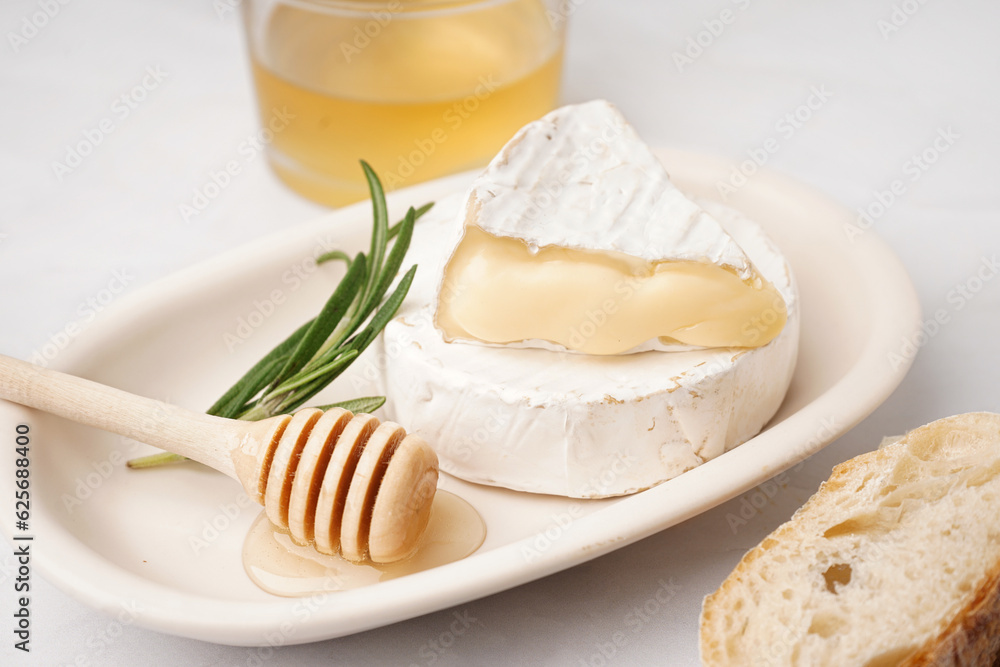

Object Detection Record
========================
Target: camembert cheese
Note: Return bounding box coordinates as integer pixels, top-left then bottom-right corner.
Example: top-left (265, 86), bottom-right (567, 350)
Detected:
top-left (380, 195), bottom-right (798, 497)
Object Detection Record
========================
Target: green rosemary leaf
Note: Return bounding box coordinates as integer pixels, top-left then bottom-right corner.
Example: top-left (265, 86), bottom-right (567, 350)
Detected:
top-left (306, 178), bottom-right (399, 364)
top-left (126, 452), bottom-right (187, 469)
top-left (316, 250), bottom-right (352, 266)
top-left (320, 202), bottom-right (430, 266)
top-left (388, 201), bottom-right (434, 240)
top-left (349, 264), bottom-right (417, 354)
top-left (312, 198), bottom-right (426, 360)
top-left (325, 210), bottom-right (414, 359)
top-left (267, 349), bottom-right (359, 396)
top-left (272, 377), bottom-right (326, 414)
top-left (315, 396), bottom-right (386, 414)
top-left (360, 161), bottom-right (389, 309)
top-left (270, 345), bottom-right (368, 412)
top-left (271, 263), bottom-right (414, 411)
top-left (271, 252), bottom-right (366, 388)
top-left (368, 207), bottom-right (416, 316)
top-left (213, 355), bottom-right (285, 420)
top-left (205, 319), bottom-right (313, 417)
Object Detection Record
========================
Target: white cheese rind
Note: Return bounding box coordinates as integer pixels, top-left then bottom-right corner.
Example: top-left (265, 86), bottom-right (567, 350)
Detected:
top-left (381, 194), bottom-right (799, 498)
top-left (462, 100), bottom-right (752, 273)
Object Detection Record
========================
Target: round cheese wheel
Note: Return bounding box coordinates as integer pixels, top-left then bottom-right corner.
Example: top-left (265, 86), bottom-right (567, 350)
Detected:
top-left (380, 195), bottom-right (799, 498)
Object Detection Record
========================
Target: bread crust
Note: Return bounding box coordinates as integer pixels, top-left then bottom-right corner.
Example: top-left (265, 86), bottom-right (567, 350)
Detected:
top-left (904, 562), bottom-right (1000, 667)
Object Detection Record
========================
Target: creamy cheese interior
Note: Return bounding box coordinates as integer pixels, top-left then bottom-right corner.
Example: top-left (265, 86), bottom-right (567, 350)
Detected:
top-left (436, 226), bottom-right (787, 355)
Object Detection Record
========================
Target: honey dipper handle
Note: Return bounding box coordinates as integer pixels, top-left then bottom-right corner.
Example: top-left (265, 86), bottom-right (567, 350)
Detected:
top-left (0, 354), bottom-right (239, 477)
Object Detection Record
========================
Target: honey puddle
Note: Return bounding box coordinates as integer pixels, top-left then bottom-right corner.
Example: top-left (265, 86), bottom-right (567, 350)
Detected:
top-left (243, 490), bottom-right (485, 596)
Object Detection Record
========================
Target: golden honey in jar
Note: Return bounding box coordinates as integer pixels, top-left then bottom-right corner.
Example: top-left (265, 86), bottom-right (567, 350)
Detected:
top-left (242, 0), bottom-right (566, 206)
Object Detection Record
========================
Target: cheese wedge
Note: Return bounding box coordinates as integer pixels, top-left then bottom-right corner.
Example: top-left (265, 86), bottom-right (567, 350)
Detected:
top-left (380, 194), bottom-right (798, 497)
top-left (434, 100), bottom-right (787, 355)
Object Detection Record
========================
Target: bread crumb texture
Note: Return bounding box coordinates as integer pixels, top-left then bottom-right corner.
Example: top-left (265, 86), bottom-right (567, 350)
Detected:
top-left (699, 412), bottom-right (1000, 667)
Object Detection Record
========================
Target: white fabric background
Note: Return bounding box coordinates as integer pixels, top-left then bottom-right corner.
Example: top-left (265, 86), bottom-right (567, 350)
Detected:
top-left (1, 0), bottom-right (998, 664)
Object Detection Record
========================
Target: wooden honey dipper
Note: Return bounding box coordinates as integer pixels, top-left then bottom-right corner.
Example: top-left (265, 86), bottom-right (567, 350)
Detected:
top-left (0, 354), bottom-right (438, 563)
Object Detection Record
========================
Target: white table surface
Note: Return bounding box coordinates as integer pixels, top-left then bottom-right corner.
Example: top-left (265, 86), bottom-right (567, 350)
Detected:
top-left (1, 0), bottom-right (999, 664)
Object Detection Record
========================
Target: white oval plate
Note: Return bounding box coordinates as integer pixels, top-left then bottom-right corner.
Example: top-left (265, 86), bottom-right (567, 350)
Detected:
top-left (0, 149), bottom-right (920, 646)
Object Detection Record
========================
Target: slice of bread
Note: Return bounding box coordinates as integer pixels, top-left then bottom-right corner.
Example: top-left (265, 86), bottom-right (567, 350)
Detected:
top-left (700, 412), bottom-right (1000, 666)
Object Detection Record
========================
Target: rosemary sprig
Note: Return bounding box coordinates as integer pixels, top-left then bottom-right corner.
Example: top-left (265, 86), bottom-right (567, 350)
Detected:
top-left (127, 162), bottom-right (431, 468)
